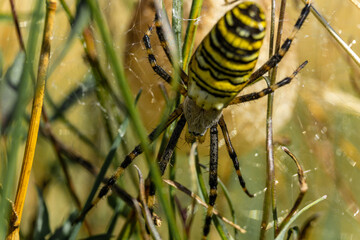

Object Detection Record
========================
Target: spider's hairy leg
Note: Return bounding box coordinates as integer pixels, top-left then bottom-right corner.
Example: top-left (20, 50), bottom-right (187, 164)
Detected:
top-left (246, 1), bottom-right (311, 86)
top-left (218, 116), bottom-right (253, 197)
top-left (78, 105), bottom-right (183, 220)
top-left (229, 61), bottom-right (308, 105)
top-left (146, 115), bottom-right (186, 219)
top-left (154, 13), bottom-right (189, 85)
top-left (154, 13), bottom-right (173, 65)
top-left (202, 125), bottom-right (219, 239)
top-left (143, 22), bottom-right (187, 95)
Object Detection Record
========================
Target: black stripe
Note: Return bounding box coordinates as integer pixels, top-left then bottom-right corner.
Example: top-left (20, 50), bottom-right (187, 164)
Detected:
top-left (190, 68), bottom-right (237, 97)
top-left (214, 26), bottom-right (260, 57)
top-left (195, 58), bottom-right (248, 85)
top-left (295, 4), bottom-right (310, 29)
top-left (209, 29), bottom-right (259, 64)
top-left (200, 45), bottom-right (252, 79)
top-left (224, 11), bottom-right (264, 43)
top-left (199, 47), bottom-right (231, 77)
top-left (195, 48), bottom-right (251, 84)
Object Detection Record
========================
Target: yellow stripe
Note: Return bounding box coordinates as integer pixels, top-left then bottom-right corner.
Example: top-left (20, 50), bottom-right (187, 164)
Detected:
top-left (225, 11), bottom-right (234, 27)
top-left (114, 167), bottom-right (124, 179)
top-left (252, 31), bottom-right (266, 40)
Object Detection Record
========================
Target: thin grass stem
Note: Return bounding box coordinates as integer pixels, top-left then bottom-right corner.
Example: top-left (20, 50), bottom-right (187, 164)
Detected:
top-left (9, 0), bottom-right (25, 51)
top-left (261, 0), bottom-right (287, 238)
top-left (301, 0), bottom-right (360, 68)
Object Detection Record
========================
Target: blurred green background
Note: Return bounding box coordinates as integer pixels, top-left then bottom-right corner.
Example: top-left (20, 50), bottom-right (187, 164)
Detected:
top-left (1, 0), bottom-right (360, 239)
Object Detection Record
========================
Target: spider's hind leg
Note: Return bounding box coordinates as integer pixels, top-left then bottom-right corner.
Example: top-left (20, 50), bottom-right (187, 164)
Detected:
top-left (202, 124), bottom-right (219, 239)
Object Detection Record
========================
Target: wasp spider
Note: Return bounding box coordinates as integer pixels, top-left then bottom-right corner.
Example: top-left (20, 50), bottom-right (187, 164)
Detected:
top-left (83, 1), bottom-right (311, 238)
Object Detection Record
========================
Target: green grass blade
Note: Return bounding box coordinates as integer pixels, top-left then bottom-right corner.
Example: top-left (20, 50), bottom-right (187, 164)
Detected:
top-left (33, 188), bottom-right (51, 240)
top-left (275, 195), bottom-right (327, 240)
top-left (86, 0), bottom-right (180, 238)
top-left (218, 179), bottom-right (239, 239)
top-left (182, 0), bottom-right (203, 71)
top-left (72, 129), bottom-right (124, 234)
top-left (172, 0), bottom-right (183, 64)
top-left (0, 50), bottom-right (3, 77)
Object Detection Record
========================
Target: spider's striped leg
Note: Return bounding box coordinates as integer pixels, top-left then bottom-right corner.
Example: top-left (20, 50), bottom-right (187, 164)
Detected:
top-left (246, 1), bottom-right (311, 86)
top-left (229, 61), bottom-right (307, 105)
top-left (79, 105), bottom-right (183, 220)
top-left (146, 115), bottom-right (187, 221)
top-left (154, 13), bottom-right (173, 65)
top-left (202, 125), bottom-right (219, 239)
top-left (218, 116), bottom-right (253, 198)
top-left (153, 13), bottom-right (189, 85)
top-left (143, 24), bottom-right (187, 95)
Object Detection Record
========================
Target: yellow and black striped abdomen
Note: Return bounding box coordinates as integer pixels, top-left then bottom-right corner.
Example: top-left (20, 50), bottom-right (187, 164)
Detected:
top-left (187, 1), bottom-right (266, 110)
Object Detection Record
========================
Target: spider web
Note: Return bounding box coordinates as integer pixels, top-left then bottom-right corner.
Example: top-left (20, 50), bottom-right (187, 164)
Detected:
top-left (2, 0), bottom-right (360, 238)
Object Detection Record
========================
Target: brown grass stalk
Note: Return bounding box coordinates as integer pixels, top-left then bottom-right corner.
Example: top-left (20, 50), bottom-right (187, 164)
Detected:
top-left (6, 1), bottom-right (57, 239)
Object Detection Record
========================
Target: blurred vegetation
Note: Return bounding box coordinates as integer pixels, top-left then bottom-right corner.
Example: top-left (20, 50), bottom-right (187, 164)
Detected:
top-left (1, 0), bottom-right (360, 239)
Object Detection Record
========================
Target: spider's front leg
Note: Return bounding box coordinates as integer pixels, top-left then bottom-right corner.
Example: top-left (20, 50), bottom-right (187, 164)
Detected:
top-left (145, 115), bottom-right (187, 222)
top-left (229, 61), bottom-right (308, 105)
top-left (76, 105), bottom-right (183, 222)
top-left (245, 1), bottom-right (311, 87)
top-left (142, 22), bottom-right (187, 96)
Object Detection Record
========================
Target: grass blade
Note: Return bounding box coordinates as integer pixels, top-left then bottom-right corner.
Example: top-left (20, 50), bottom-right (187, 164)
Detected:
top-left (275, 195), bottom-right (327, 240)
top-left (182, 0), bottom-right (204, 71)
top-left (85, 1), bottom-right (180, 238)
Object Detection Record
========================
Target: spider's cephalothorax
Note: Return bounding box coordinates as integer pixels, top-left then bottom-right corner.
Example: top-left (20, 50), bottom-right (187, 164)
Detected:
top-left (184, 2), bottom-right (266, 137)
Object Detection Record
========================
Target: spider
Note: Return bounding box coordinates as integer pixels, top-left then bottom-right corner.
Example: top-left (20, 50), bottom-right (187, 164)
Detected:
top-left (82, 1), bottom-right (310, 238)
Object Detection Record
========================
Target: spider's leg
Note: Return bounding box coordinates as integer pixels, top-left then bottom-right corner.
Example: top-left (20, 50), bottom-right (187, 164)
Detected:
top-left (202, 124), bottom-right (219, 239)
top-left (146, 115), bottom-right (186, 218)
top-left (143, 24), bottom-right (187, 95)
top-left (218, 116), bottom-right (253, 198)
top-left (229, 61), bottom-right (307, 105)
top-left (154, 13), bottom-right (189, 85)
top-left (154, 13), bottom-right (173, 65)
top-left (246, 1), bottom-right (310, 86)
top-left (79, 105), bottom-right (183, 219)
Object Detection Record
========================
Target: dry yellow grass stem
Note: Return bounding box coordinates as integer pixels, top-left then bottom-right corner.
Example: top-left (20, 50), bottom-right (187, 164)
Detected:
top-left (6, 1), bottom-right (57, 239)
